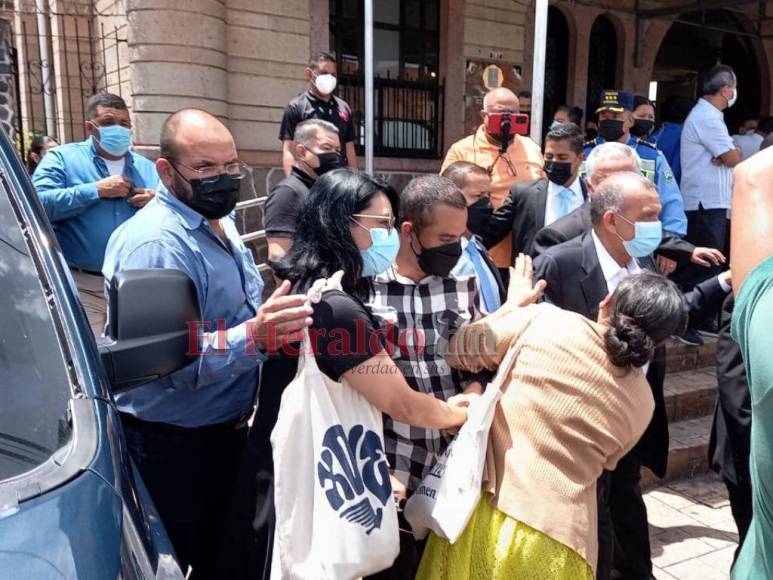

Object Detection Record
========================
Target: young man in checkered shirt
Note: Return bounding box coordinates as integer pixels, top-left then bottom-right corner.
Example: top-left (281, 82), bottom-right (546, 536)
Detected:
top-left (367, 175), bottom-right (491, 496)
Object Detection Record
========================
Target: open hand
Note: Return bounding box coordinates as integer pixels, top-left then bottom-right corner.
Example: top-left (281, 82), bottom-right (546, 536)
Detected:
top-left (251, 280), bottom-right (313, 352)
top-left (507, 253), bottom-right (547, 307)
top-left (691, 247), bottom-right (726, 268)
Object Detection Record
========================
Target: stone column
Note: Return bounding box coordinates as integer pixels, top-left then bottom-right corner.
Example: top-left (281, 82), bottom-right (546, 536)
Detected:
top-left (0, 19), bottom-right (16, 143)
top-left (127, 0), bottom-right (228, 147)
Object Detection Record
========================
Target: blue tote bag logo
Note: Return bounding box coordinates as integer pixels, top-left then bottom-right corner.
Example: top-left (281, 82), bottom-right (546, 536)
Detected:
top-left (317, 424), bottom-right (392, 534)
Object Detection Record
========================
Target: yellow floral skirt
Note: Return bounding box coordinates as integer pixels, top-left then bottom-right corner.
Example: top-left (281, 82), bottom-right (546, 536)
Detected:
top-left (416, 494), bottom-right (593, 580)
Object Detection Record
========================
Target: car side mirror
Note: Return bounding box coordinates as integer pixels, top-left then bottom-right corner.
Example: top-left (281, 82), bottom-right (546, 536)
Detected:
top-left (98, 269), bottom-right (201, 393)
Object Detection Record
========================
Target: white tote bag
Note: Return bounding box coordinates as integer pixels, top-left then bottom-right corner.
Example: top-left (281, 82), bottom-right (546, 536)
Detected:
top-left (404, 328), bottom-right (530, 544)
top-left (270, 274), bottom-right (400, 580)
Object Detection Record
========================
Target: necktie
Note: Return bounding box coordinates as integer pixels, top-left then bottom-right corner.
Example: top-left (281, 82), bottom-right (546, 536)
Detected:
top-left (465, 242), bottom-right (500, 313)
top-left (557, 188), bottom-right (573, 219)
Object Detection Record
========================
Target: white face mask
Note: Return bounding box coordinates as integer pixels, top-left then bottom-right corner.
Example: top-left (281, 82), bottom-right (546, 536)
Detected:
top-left (314, 73), bottom-right (337, 95)
top-left (727, 87), bottom-right (738, 108)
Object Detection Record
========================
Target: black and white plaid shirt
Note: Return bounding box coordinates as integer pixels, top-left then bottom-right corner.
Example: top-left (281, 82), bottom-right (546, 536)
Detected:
top-left (367, 267), bottom-right (483, 492)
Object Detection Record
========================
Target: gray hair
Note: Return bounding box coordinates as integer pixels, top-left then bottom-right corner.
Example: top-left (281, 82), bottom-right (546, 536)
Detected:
top-left (702, 65), bottom-right (736, 96)
top-left (585, 142), bottom-right (642, 184)
top-left (294, 119), bottom-right (339, 149)
top-left (590, 171), bottom-right (656, 225)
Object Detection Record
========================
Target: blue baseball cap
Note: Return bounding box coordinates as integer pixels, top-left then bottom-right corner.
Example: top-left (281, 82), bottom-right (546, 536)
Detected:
top-left (596, 89), bottom-right (634, 113)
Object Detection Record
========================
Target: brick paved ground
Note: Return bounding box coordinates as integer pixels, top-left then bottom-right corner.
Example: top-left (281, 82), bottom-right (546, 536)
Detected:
top-left (646, 473), bottom-right (739, 579)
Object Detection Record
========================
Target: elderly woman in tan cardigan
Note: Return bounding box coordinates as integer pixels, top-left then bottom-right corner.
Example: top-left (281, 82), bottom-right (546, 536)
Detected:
top-left (418, 257), bottom-right (688, 580)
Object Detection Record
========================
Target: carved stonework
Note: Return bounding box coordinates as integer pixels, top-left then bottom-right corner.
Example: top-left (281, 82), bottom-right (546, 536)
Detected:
top-left (0, 19), bottom-right (16, 142)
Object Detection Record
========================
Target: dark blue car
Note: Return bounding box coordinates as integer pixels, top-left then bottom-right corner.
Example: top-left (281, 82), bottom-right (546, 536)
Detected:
top-left (0, 129), bottom-right (197, 579)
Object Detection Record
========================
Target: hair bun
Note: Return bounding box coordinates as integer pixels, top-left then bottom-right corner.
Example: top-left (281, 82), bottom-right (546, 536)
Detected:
top-left (604, 313), bottom-right (655, 368)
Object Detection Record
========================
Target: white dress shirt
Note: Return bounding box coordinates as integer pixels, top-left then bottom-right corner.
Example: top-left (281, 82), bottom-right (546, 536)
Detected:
top-left (592, 231), bottom-right (649, 373)
top-left (591, 230), bottom-right (641, 293)
top-left (544, 174), bottom-right (584, 226)
top-left (680, 98), bottom-right (736, 211)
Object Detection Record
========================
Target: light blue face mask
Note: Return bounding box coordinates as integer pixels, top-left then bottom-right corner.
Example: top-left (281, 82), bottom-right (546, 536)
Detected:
top-left (95, 124), bottom-right (132, 157)
top-left (616, 214), bottom-right (662, 258)
top-left (353, 220), bottom-right (399, 277)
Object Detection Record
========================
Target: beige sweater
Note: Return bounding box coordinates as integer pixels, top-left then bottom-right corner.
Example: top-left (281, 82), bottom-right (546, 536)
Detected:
top-left (447, 303), bottom-right (654, 573)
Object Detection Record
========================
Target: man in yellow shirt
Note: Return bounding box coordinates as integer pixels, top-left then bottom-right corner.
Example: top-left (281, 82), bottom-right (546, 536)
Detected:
top-left (441, 88), bottom-right (544, 277)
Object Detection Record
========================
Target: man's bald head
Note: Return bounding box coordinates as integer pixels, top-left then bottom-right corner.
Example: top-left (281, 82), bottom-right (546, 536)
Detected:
top-left (482, 88), bottom-right (519, 113)
top-left (591, 171), bottom-right (660, 226)
top-left (156, 108), bottom-right (239, 199)
top-left (159, 108), bottom-right (235, 161)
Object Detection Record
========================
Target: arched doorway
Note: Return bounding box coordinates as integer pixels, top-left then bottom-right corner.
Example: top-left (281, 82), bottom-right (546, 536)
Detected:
top-left (586, 15), bottom-right (618, 122)
top-left (544, 6), bottom-right (569, 134)
top-left (652, 10), bottom-right (767, 133)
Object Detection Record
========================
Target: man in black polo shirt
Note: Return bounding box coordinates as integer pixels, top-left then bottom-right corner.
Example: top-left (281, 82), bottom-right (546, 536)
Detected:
top-left (266, 119), bottom-right (342, 261)
top-left (279, 51), bottom-right (357, 176)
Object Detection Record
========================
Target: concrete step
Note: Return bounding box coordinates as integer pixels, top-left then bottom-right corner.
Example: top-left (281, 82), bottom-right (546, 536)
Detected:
top-left (642, 415), bottom-right (714, 489)
top-left (666, 336), bottom-right (717, 374)
top-left (664, 368), bottom-right (718, 423)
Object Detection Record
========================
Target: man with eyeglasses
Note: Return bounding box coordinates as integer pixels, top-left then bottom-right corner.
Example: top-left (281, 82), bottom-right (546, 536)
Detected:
top-left (33, 92), bottom-right (159, 335)
top-left (102, 108), bottom-right (313, 579)
top-left (441, 87), bottom-right (544, 282)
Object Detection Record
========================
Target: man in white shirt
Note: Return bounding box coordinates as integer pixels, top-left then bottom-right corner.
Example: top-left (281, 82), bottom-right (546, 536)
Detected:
top-left (678, 65), bottom-right (740, 333)
top-left (732, 116), bottom-right (764, 160)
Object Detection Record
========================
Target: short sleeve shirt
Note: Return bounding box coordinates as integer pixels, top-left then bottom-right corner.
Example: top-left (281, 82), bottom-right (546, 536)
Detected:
top-left (307, 289), bottom-right (386, 381)
top-left (279, 90), bottom-right (356, 164)
top-left (730, 255), bottom-right (773, 580)
top-left (680, 98), bottom-right (736, 211)
top-left (264, 167), bottom-right (315, 239)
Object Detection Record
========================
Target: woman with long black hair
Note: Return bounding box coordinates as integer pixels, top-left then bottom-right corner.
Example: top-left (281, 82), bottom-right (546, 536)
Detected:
top-left (219, 169), bottom-right (473, 579)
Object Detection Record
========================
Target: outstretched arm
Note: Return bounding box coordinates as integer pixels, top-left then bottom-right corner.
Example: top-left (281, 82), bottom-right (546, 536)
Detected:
top-left (730, 148), bottom-right (773, 293)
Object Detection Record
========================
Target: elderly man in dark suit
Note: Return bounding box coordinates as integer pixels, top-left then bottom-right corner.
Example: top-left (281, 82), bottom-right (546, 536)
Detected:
top-left (480, 123), bottom-right (588, 258)
top-left (534, 172), bottom-right (731, 580)
top-left (534, 141), bottom-right (725, 347)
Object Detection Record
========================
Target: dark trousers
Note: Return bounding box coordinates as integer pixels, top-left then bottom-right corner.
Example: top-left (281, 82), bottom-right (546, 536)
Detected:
top-left (673, 206), bottom-right (729, 327)
top-left (725, 477), bottom-right (753, 565)
top-left (121, 413), bottom-right (248, 579)
top-left (366, 512), bottom-right (426, 579)
top-left (218, 356), bottom-right (297, 580)
top-left (609, 453), bottom-right (652, 580)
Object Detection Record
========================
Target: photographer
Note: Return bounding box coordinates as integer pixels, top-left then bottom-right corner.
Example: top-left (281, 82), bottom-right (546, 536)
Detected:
top-left (441, 88), bottom-right (544, 282)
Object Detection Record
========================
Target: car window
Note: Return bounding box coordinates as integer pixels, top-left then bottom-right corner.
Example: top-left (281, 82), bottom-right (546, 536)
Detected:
top-left (0, 183), bottom-right (72, 481)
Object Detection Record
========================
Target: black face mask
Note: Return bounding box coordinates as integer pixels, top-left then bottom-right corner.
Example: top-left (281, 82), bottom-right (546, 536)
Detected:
top-left (630, 119), bottom-right (655, 139)
top-left (315, 151), bottom-right (343, 175)
top-left (598, 119), bottom-right (626, 143)
top-left (176, 170), bottom-right (242, 220)
top-left (586, 128), bottom-right (598, 141)
top-left (412, 235), bottom-right (463, 278)
top-left (466, 197), bottom-right (493, 236)
top-left (544, 160), bottom-right (575, 186)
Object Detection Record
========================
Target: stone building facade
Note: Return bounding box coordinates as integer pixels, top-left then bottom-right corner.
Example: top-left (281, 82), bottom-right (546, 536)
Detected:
top-left (4, 0), bottom-right (773, 269)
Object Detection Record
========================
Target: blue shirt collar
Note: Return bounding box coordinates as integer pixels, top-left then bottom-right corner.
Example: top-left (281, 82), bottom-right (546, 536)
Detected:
top-left (156, 184), bottom-right (206, 230)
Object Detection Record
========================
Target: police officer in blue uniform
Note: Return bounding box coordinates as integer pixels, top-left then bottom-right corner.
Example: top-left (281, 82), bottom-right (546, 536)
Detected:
top-left (584, 89), bottom-right (687, 238)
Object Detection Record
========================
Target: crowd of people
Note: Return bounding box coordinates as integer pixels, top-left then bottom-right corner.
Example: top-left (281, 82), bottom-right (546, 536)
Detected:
top-left (24, 48), bottom-right (773, 580)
